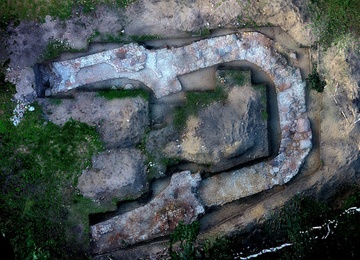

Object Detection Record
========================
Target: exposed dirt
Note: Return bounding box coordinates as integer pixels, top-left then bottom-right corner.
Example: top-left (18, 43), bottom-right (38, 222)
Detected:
top-left (1, 0), bottom-right (359, 259)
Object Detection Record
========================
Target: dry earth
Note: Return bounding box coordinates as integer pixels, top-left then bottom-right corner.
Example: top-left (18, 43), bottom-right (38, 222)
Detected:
top-left (1, 0), bottom-right (359, 259)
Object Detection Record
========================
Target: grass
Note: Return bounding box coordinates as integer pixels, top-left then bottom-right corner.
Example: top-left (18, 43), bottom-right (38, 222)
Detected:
top-left (0, 0), bottom-right (138, 24)
top-left (41, 39), bottom-right (85, 61)
top-left (173, 86), bottom-right (227, 129)
top-left (130, 34), bottom-right (160, 43)
top-left (218, 69), bottom-right (248, 86)
top-left (309, 0), bottom-right (360, 47)
top-left (97, 88), bottom-right (150, 101)
top-left (0, 68), bottom-right (112, 258)
top-left (169, 190), bottom-right (360, 259)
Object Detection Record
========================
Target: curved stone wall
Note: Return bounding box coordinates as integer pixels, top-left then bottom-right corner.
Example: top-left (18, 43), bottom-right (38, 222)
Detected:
top-left (39, 32), bottom-right (312, 250)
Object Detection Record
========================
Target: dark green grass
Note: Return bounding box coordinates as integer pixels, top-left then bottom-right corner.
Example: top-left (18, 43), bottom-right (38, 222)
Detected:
top-left (307, 64), bottom-right (326, 92)
top-left (98, 88), bottom-right (150, 101)
top-left (0, 69), bottom-right (111, 258)
top-left (309, 0), bottom-right (360, 46)
top-left (169, 190), bottom-right (360, 259)
top-left (0, 0), bottom-right (138, 25)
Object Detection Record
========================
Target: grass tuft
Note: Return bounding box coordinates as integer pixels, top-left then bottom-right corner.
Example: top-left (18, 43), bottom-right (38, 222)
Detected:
top-left (97, 88), bottom-right (149, 101)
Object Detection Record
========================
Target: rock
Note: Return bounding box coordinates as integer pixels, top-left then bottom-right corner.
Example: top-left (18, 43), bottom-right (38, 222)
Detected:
top-left (299, 139), bottom-right (312, 150)
top-left (290, 52), bottom-right (297, 60)
top-left (199, 163), bottom-right (273, 207)
top-left (77, 149), bottom-right (148, 204)
top-left (39, 32), bottom-right (308, 98)
top-left (45, 89), bottom-right (52, 97)
top-left (164, 83), bottom-right (269, 172)
top-left (39, 91), bottom-right (149, 148)
top-left (90, 171), bottom-right (204, 254)
top-left (296, 117), bottom-right (310, 132)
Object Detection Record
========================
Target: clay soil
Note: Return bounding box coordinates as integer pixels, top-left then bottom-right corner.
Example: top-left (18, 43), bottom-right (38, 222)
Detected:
top-left (1, 0), bottom-right (359, 259)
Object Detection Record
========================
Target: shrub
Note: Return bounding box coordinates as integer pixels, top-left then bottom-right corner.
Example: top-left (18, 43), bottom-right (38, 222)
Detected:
top-left (169, 221), bottom-right (202, 260)
top-left (307, 65), bottom-right (326, 92)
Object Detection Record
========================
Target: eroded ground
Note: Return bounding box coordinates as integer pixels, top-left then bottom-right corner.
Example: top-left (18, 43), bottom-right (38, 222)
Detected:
top-left (33, 28), bottom-right (315, 255)
top-left (1, 1), bottom-right (359, 259)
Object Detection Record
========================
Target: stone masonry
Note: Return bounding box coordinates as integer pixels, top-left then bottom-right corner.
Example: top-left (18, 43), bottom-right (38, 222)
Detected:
top-left (39, 32), bottom-right (312, 251)
top-left (40, 32), bottom-right (311, 205)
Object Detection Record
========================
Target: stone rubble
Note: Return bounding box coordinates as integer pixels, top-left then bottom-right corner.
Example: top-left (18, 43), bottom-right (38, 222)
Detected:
top-left (90, 171), bottom-right (204, 254)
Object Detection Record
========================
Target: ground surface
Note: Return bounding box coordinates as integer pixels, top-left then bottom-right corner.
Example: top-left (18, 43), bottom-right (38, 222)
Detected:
top-left (1, 0), bottom-right (359, 259)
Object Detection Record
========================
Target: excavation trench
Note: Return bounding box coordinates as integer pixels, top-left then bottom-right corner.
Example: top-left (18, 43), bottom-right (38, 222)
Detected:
top-left (35, 28), bottom-right (312, 255)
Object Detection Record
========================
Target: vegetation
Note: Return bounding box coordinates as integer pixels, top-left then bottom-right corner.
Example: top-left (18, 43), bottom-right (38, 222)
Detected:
top-left (97, 88), bottom-right (150, 101)
top-left (41, 39), bottom-right (84, 61)
top-left (253, 84), bottom-right (268, 120)
top-left (307, 64), bottom-right (326, 92)
top-left (169, 221), bottom-right (202, 260)
top-left (0, 69), bottom-right (111, 259)
top-left (309, 0), bottom-right (360, 46)
top-left (173, 86), bottom-right (227, 129)
top-left (169, 190), bottom-right (360, 259)
top-left (219, 69), bottom-right (248, 86)
top-left (130, 34), bottom-right (160, 43)
top-left (0, 0), bottom-right (138, 24)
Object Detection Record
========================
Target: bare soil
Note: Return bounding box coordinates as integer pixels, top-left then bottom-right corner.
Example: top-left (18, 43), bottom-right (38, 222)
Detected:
top-left (1, 0), bottom-right (359, 258)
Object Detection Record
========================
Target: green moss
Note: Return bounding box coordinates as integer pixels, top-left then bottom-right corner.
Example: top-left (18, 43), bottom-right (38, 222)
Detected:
top-left (97, 89), bottom-right (150, 101)
top-left (173, 86), bottom-right (227, 130)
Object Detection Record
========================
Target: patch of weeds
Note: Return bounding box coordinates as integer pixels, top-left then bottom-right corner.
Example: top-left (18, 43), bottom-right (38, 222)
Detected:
top-left (237, 14), bottom-right (260, 28)
top-left (130, 34), bottom-right (160, 43)
top-left (97, 88), bottom-right (149, 101)
top-left (160, 157), bottom-right (181, 167)
top-left (169, 221), bottom-right (202, 259)
top-left (136, 134), bottom-right (159, 180)
top-left (114, 0), bottom-right (138, 8)
top-left (0, 71), bottom-right (104, 258)
top-left (220, 70), bottom-right (248, 86)
top-left (261, 110), bottom-right (268, 120)
top-left (0, 1), bottom-right (139, 24)
top-left (307, 64), bottom-right (326, 92)
top-left (193, 27), bottom-right (211, 37)
top-left (173, 86), bottom-right (227, 129)
top-left (41, 39), bottom-right (84, 61)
